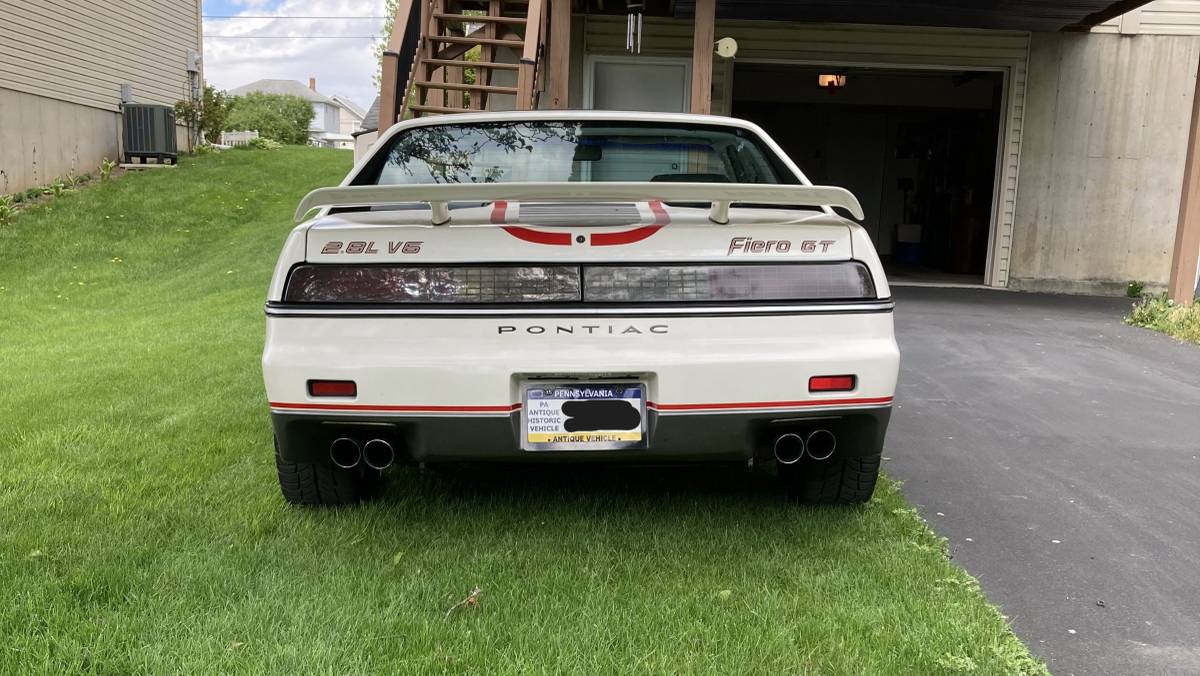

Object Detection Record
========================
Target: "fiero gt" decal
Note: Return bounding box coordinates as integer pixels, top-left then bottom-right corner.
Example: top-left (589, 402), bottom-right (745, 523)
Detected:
top-left (321, 240), bottom-right (422, 255)
top-left (727, 237), bottom-right (836, 255)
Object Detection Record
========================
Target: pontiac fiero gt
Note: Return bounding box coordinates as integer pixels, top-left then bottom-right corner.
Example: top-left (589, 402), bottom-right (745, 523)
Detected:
top-left (263, 110), bottom-right (900, 506)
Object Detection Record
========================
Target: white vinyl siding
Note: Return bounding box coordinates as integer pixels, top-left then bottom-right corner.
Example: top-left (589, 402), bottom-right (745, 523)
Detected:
top-left (1093, 0), bottom-right (1200, 35)
top-left (580, 17), bottom-right (1030, 287)
top-left (0, 0), bottom-right (202, 112)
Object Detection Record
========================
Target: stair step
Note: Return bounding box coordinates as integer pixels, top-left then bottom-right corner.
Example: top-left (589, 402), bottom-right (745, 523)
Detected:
top-left (423, 58), bottom-right (519, 71)
top-left (410, 104), bottom-right (476, 115)
top-left (415, 80), bottom-right (519, 94)
top-left (432, 35), bottom-right (523, 48)
top-left (434, 13), bottom-right (527, 24)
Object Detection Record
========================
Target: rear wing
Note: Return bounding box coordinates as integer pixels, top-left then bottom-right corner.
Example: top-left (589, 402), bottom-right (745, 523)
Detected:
top-left (294, 182), bottom-right (865, 224)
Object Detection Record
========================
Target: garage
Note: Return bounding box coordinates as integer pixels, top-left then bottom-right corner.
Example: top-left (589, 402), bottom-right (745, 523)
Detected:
top-left (732, 65), bottom-right (1005, 285)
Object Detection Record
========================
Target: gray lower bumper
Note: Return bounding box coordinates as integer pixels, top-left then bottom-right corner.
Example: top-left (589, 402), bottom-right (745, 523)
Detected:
top-left (271, 407), bottom-right (892, 465)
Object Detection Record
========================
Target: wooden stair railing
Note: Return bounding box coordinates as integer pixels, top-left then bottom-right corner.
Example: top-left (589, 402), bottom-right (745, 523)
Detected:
top-left (379, 0), bottom-right (547, 126)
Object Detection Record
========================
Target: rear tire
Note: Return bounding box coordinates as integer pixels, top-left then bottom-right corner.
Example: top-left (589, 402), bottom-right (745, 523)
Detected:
top-left (274, 439), bottom-right (383, 506)
top-left (778, 453), bottom-right (881, 505)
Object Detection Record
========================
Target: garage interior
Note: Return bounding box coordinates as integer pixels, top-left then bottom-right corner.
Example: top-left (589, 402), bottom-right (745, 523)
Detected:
top-left (732, 64), bottom-right (1005, 285)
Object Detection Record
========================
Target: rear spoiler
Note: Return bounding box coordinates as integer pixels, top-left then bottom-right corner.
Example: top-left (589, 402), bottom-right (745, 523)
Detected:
top-left (294, 182), bottom-right (864, 224)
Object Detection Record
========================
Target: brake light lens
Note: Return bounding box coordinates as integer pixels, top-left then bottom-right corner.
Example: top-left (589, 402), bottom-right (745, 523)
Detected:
top-left (282, 262), bottom-right (875, 304)
top-left (583, 263), bottom-right (875, 302)
top-left (284, 265), bottom-right (580, 303)
top-left (308, 380), bottom-right (357, 397)
top-left (809, 375), bottom-right (856, 392)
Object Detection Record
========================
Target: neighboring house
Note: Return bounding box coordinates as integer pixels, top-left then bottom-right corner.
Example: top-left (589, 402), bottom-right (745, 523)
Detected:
top-left (353, 96), bottom-right (381, 160)
top-left (330, 95), bottom-right (367, 149)
top-left (228, 78), bottom-right (353, 148)
top-left (375, 0), bottom-right (1200, 301)
top-left (0, 0), bottom-right (202, 194)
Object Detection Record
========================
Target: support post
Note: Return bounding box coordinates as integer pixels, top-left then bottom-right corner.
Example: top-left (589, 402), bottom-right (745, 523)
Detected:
top-left (1170, 55), bottom-right (1200, 305)
top-left (690, 0), bottom-right (715, 114)
top-left (548, 0), bottom-right (571, 108)
top-left (379, 0), bottom-right (418, 129)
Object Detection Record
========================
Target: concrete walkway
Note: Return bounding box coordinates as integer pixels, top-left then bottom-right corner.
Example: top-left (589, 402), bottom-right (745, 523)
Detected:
top-left (887, 287), bottom-right (1200, 676)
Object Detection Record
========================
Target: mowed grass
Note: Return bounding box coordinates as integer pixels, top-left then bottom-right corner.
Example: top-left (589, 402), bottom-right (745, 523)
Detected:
top-left (0, 147), bottom-right (1044, 674)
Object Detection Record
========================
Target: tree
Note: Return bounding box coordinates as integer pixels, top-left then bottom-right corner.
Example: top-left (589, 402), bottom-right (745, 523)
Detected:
top-left (225, 93), bottom-right (315, 145)
top-left (175, 86), bottom-right (231, 144)
top-left (374, 0), bottom-right (400, 89)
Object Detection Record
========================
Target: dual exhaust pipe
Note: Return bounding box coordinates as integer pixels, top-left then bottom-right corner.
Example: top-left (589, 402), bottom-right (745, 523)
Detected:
top-left (330, 437), bottom-right (395, 470)
top-left (772, 429), bottom-right (837, 465)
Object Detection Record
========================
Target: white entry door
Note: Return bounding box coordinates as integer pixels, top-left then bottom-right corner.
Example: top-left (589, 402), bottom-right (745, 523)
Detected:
top-left (585, 56), bottom-right (691, 112)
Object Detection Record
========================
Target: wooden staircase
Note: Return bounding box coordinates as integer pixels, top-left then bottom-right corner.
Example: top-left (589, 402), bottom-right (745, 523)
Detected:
top-left (379, 0), bottom-right (547, 126)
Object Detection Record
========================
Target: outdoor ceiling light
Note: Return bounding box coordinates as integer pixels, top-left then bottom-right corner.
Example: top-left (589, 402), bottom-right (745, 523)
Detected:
top-left (818, 74), bottom-right (848, 90)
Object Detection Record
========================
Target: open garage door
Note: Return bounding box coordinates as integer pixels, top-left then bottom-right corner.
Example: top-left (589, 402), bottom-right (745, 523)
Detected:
top-left (733, 65), bottom-right (1006, 285)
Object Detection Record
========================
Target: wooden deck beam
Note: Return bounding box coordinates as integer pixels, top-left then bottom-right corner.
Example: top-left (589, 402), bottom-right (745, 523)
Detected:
top-left (1170, 53), bottom-right (1200, 305)
top-left (690, 0), bottom-right (715, 114)
top-left (547, 0), bottom-right (570, 108)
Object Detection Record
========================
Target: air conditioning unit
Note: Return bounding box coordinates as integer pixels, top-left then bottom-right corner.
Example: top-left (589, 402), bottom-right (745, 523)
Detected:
top-left (122, 104), bottom-right (178, 164)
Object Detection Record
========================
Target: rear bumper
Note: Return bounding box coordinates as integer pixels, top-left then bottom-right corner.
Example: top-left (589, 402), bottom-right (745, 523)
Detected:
top-left (271, 406), bottom-right (892, 464)
top-left (263, 310), bottom-right (900, 463)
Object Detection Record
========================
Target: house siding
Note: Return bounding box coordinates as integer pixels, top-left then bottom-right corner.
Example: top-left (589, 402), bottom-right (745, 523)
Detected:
top-left (0, 0), bottom-right (201, 193)
top-left (1094, 0), bottom-right (1200, 35)
top-left (1009, 32), bottom-right (1200, 295)
top-left (578, 16), bottom-right (1029, 286)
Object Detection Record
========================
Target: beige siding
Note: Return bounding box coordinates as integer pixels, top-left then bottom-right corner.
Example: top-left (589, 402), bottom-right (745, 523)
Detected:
top-left (579, 17), bottom-right (1029, 286)
top-left (1094, 0), bottom-right (1200, 35)
top-left (0, 0), bottom-right (199, 193)
top-left (1009, 32), bottom-right (1200, 295)
top-left (0, 0), bottom-right (202, 112)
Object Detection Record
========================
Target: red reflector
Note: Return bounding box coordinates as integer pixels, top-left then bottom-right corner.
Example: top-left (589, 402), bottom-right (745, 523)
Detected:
top-left (308, 380), bottom-right (357, 397)
top-left (809, 375), bottom-right (856, 392)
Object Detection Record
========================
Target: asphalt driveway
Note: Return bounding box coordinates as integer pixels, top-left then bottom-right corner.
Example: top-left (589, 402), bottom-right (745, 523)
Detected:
top-left (887, 287), bottom-right (1200, 676)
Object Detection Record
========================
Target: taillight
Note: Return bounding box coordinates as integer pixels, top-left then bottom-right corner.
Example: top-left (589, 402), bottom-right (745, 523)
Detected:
top-left (308, 380), bottom-right (357, 397)
top-left (809, 375), bottom-right (856, 392)
top-left (282, 262), bottom-right (875, 304)
top-left (583, 263), bottom-right (875, 302)
top-left (284, 265), bottom-right (581, 303)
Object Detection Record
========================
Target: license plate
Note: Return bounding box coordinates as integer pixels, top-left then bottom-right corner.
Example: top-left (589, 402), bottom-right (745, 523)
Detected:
top-left (521, 382), bottom-right (647, 451)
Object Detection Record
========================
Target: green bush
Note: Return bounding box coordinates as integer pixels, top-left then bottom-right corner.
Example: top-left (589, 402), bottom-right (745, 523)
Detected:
top-left (225, 92), bottom-right (314, 145)
top-left (1126, 293), bottom-right (1200, 345)
top-left (176, 86), bottom-right (232, 145)
top-left (0, 194), bottom-right (15, 226)
top-left (245, 136), bottom-right (283, 151)
top-left (1126, 280), bottom-right (1145, 298)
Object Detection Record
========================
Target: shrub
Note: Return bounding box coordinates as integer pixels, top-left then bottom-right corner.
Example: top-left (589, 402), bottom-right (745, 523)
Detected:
top-left (100, 158), bottom-right (117, 182)
top-left (0, 194), bottom-right (15, 226)
top-left (1126, 280), bottom-right (1145, 298)
top-left (1126, 293), bottom-right (1200, 345)
top-left (245, 136), bottom-right (283, 151)
top-left (175, 86), bottom-right (232, 145)
top-left (225, 92), bottom-right (315, 145)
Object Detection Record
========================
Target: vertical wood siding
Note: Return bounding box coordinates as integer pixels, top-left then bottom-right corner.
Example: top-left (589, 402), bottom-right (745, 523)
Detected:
top-left (0, 0), bottom-right (202, 112)
top-left (580, 17), bottom-right (1030, 286)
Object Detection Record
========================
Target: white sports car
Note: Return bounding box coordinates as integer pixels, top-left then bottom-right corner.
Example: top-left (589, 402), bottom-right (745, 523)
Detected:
top-left (263, 110), bottom-right (899, 506)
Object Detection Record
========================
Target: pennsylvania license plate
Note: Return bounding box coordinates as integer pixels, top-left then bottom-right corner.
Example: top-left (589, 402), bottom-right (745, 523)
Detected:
top-left (521, 382), bottom-right (648, 451)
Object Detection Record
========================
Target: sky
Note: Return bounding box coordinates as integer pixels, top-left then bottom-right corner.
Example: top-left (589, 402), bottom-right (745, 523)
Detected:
top-left (203, 0), bottom-right (390, 112)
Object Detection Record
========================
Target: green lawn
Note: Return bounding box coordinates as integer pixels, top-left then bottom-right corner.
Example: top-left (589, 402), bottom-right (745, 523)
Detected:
top-left (0, 147), bottom-right (1044, 674)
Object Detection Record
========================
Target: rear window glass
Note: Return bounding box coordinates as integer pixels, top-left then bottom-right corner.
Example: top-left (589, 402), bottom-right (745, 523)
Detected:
top-left (354, 121), bottom-right (798, 186)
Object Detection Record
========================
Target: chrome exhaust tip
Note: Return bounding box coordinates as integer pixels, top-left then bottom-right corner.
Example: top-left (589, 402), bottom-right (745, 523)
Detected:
top-left (805, 429), bottom-right (837, 461)
top-left (362, 439), bottom-right (395, 471)
top-left (330, 437), bottom-right (362, 469)
top-left (773, 433), bottom-right (806, 465)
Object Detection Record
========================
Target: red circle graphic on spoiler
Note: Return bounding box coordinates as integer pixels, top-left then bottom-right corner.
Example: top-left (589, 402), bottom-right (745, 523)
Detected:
top-left (491, 200), bottom-right (670, 246)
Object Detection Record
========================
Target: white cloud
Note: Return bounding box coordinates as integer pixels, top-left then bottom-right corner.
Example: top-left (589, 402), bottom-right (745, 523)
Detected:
top-left (203, 0), bottom-right (389, 111)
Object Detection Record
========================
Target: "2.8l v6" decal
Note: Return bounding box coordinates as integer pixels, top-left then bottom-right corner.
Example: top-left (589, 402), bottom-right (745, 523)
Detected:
top-left (320, 240), bottom-right (422, 255)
